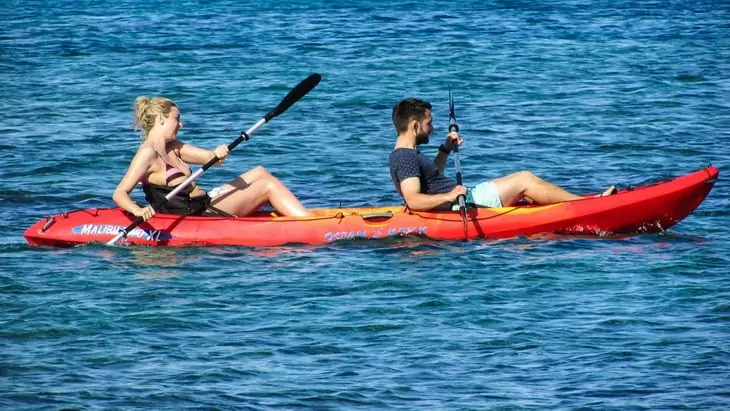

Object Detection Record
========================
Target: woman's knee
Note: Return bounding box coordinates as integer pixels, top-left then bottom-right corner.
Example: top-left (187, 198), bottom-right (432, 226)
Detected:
top-left (254, 166), bottom-right (270, 175)
top-left (241, 166), bottom-right (271, 180)
top-left (254, 175), bottom-right (283, 194)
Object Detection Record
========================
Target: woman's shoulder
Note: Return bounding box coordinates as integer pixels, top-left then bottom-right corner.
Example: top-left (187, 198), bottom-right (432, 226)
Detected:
top-left (136, 144), bottom-right (158, 161)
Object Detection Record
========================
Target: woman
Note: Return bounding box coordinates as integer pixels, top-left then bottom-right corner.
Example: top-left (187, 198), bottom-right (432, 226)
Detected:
top-left (113, 96), bottom-right (311, 221)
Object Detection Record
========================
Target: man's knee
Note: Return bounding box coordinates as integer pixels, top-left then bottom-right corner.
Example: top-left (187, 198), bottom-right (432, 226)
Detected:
top-left (515, 170), bottom-right (536, 182)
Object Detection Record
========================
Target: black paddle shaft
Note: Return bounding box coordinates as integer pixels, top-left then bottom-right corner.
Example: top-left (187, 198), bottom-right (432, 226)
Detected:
top-left (449, 89), bottom-right (466, 196)
top-left (449, 88), bottom-right (468, 239)
top-left (201, 73), bottom-right (323, 172)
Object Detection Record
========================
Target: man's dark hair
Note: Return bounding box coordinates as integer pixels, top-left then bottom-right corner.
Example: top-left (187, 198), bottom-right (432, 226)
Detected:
top-left (392, 98), bottom-right (432, 134)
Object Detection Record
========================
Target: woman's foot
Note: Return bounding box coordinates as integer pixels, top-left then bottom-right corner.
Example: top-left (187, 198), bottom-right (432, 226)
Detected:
top-left (600, 185), bottom-right (617, 197)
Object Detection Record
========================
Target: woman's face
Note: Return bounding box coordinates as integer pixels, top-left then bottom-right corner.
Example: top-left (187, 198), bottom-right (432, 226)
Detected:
top-left (160, 106), bottom-right (183, 141)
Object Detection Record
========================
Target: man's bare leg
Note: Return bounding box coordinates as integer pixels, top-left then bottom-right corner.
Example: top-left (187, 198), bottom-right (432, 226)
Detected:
top-left (492, 171), bottom-right (589, 206)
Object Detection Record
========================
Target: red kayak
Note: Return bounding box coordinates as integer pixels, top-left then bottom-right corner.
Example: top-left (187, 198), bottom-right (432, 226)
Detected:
top-left (24, 166), bottom-right (718, 247)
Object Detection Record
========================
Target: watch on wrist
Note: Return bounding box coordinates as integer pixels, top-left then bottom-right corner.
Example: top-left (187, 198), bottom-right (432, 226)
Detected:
top-left (438, 144), bottom-right (451, 154)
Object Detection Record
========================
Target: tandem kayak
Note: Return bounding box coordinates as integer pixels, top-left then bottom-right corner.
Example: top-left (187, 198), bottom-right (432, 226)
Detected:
top-left (24, 166), bottom-right (718, 248)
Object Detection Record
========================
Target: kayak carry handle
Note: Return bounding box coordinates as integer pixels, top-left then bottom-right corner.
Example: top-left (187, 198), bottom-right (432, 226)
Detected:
top-left (42, 217), bottom-right (56, 232)
top-left (361, 211), bottom-right (394, 220)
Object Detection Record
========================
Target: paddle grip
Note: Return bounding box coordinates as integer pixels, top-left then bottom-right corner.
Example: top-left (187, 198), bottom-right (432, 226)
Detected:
top-left (125, 217), bottom-right (143, 235)
top-left (198, 131), bottom-right (251, 172)
top-left (108, 215), bottom-right (143, 244)
top-left (229, 131), bottom-right (250, 150)
top-left (453, 144), bottom-right (464, 186)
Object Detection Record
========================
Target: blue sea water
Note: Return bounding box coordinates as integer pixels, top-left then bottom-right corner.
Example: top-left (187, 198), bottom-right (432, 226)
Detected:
top-left (2, 0), bottom-right (730, 409)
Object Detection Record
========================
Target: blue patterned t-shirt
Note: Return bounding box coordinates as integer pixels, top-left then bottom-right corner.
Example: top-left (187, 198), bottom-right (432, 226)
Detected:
top-left (389, 148), bottom-right (456, 197)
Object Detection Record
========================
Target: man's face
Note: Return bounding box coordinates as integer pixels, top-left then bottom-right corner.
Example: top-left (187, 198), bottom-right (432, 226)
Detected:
top-left (415, 110), bottom-right (433, 145)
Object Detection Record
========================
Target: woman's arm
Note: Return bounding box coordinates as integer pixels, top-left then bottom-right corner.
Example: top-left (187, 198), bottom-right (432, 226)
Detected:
top-left (177, 141), bottom-right (229, 166)
top-left (112, 147), bottom-right (156, 220)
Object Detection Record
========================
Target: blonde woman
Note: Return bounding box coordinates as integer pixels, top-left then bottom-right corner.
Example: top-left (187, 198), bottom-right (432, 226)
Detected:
top-left (113, 97), bottom-right (311, 221)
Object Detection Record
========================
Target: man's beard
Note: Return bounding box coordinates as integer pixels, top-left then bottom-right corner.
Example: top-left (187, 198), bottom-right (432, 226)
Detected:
top-left (415, 130), bottom-right (430, 145)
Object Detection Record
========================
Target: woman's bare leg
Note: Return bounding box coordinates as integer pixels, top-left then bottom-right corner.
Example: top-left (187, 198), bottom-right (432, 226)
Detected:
top-left (599, 186), bottom-right (617, 197)
top-left (210, 166), bottom-right (311, 217)
top-left (238, 166), bottom-right (273, 185)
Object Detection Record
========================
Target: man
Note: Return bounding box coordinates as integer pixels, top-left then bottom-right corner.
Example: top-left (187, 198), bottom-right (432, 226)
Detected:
top-left (388, 98), bottom-right (615, 211)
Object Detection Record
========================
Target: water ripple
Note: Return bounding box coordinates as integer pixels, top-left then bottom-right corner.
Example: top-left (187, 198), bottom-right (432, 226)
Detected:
top-left (1, 0), bottom-right (729, 409)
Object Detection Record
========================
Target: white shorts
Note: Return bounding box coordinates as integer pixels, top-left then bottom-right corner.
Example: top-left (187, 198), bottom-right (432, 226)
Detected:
top-left (452, 181), bottom-right (503, 210)
top-left (208, 185), bottom-right (233, 198)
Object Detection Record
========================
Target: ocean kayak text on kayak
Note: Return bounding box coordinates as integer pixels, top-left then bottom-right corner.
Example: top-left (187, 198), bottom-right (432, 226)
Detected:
top-left (324, 226), bottom-right (427, 242)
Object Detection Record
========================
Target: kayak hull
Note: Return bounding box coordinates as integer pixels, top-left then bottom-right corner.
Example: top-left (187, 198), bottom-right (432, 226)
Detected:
top-left (24, 166), bottom-right (719, 247)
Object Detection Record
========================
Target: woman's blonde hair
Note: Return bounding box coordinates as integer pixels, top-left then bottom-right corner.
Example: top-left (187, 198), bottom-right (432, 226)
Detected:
top-left (134, 96), bottom-right (177, 139)
top-left (132, 96), bottom-right (189, 175)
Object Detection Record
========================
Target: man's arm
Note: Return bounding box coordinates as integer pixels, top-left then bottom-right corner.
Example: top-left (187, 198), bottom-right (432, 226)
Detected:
top-left (434, 150), bottom-right (449, 174)
top-left (400, 177), bottom-right (465, 211)
top-left (434, 131), bottom-right (462, 173)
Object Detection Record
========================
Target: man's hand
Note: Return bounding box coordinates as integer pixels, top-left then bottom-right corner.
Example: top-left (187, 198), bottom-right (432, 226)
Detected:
top-left (444, 131), bottom-right (463, 152)
top-left (448, 185), bottom-right (468, 202)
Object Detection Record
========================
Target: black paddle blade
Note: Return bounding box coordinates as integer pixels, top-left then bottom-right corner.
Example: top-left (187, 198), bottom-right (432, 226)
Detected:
top-left (264, 73), bottom-right (322, 122)
top-left (449, 88), bottom-right (456, 122)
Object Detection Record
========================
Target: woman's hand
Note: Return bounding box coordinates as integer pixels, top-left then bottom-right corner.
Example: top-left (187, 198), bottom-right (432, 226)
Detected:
top-left (213, 145), bottom-right (229, 166)
top-left (134, 205), bottom-right (156, 221)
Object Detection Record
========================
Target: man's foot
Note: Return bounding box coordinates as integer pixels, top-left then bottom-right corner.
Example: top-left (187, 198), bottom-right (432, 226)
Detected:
top-left (600, 186), bottom-right (617, 197)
